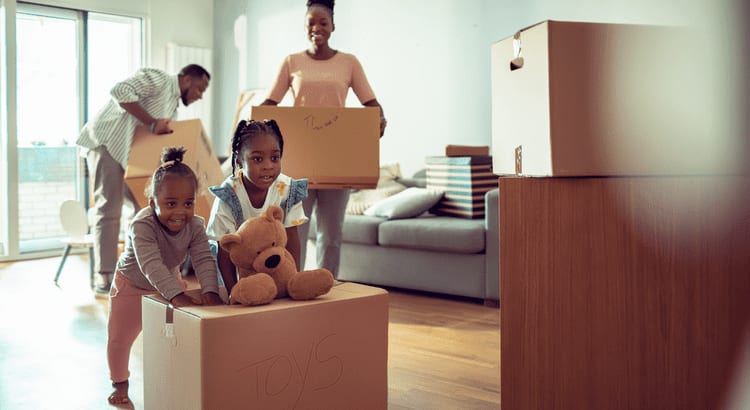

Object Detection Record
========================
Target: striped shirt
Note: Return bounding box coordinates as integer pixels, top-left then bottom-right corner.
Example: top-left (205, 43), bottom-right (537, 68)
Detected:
top-left (76, 68), bottom-right (181, 169)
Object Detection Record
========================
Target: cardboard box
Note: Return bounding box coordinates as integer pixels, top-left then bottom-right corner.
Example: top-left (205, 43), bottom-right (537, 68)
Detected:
top-left (445, 145), bottom-right (490, 157)
top-left (250, 106), bottom-right (380, 189)
top-left (426, 156), bottom-right (498, 219)
top-left (490, 20), bottom-right (734, 176)
top-left (125, 119), bottom-right (224, 223)
top-left (142, 282), bottom-right (389, 410)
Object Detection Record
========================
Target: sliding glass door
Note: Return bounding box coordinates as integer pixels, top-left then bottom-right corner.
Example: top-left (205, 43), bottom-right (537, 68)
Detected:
top-left (15, 4), bottom-right (81, 253)
top-left (10, 3), bottom-right (142, 256)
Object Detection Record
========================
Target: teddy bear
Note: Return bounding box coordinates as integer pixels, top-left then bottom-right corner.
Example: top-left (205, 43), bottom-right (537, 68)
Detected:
top-left (219, 205), bottom-right (335, 306)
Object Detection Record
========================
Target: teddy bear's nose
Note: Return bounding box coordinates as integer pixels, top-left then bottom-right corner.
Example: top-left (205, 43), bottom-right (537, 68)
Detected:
top-left (265, 254), bottom-right (281, 269)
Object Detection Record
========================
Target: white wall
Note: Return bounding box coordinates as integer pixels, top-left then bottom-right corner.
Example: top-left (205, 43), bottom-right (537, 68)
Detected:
top-left (148, 0), bottom-right (214, 69)
top-left (214, 0), bottom-right (510, 177)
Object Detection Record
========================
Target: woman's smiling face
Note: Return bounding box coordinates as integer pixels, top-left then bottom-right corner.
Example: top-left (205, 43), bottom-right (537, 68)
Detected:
top-left (305, 6), bottom-right (334, 47)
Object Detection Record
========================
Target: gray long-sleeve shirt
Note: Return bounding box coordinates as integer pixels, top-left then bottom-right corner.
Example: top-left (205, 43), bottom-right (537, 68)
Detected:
top-left (117, 207), bottom-right (219, 300)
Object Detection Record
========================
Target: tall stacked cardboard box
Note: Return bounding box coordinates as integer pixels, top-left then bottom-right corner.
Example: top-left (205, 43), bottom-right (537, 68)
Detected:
top-left (492, 20), bottom-right (748, 409)
top-left (490, 20), bottom-right (740, 177)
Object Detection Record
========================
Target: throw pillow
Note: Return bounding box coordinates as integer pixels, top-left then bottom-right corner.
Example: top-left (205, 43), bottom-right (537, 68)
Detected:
top-left (346, 163), bottom-right (406, 215)
top-left (363, 187), bottom-right (444, 219)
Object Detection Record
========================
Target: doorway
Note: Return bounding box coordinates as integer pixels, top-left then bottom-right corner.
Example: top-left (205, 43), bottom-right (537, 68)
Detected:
top-left (11, 3), bottom-right (142, 256)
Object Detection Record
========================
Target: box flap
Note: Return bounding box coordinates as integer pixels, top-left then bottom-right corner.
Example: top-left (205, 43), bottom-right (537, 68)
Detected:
top-left (143, 282), bottom-right (388, 320)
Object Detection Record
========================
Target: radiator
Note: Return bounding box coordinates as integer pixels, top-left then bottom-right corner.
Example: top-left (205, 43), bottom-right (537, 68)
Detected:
top-left (166, 42), bottom-right (212, 133)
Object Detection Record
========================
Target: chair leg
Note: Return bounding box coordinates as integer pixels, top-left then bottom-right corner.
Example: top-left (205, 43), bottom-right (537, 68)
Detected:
top-left (54, 245), bottom-right (73, 285)
top-left (88, 247), bottom-right (95, 288)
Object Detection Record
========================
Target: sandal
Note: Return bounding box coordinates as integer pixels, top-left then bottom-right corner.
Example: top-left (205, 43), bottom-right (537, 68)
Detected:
top-left (108, 380), bottom-right (130, 406)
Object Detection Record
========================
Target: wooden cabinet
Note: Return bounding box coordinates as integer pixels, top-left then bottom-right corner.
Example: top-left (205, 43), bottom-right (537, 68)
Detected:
top-left (499, 176), bottom-right (750, 409)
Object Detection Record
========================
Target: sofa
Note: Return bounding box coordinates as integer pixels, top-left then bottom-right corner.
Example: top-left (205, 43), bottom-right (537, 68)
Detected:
top-left (307, 172), bottom-right (500, 305)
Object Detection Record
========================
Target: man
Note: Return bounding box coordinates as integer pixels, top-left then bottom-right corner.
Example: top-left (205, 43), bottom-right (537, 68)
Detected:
top-left (76, 64), bottom-right (210, 294)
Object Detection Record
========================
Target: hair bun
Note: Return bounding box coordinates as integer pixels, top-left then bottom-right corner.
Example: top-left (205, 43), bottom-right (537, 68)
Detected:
top-left (160, 146), bottom-right (187, 164)
top-left (306, 0), bottom-right (334, 10)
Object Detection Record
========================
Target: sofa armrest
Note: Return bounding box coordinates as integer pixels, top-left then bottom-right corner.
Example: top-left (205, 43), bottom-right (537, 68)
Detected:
top-left (485, 188), bottom-right (500, 302)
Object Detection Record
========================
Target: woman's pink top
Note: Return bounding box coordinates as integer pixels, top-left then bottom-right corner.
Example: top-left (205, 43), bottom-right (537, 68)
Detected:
top-left (266, 51), bottom-right (376, 107)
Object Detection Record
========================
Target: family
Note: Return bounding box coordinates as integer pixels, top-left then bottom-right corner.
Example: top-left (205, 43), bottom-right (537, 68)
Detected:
top-left (75, 0), bottom-right (386, 405)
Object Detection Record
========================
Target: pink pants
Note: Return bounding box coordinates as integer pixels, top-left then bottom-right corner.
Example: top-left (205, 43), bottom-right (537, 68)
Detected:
top-left (107, 272), bottom-right (187, 383)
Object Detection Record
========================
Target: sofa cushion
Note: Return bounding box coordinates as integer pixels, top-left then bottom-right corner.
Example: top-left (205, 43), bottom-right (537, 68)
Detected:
top-left (339, 215), bottom-right (384, 245)
top-left (346, 163), bottom-right (406, 215)
top-left (363, 187), bottom-right (444, 220)
top-left (378, 215), bottom-right (485, 254)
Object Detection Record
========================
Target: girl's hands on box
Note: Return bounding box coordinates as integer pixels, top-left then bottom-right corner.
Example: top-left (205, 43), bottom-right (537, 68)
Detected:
top-left (170, 292), bottom-right (199, 307)
top-left (170, 292), bottom-right (224, 307)
top-left (201, 292), bottom-right (224, 306)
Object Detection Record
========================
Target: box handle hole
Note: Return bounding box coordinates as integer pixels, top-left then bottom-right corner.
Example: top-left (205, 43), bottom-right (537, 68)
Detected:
top-left (510, 32), bottom-right (524, 71)
top-left (510, 57), bottom-right (524, 71)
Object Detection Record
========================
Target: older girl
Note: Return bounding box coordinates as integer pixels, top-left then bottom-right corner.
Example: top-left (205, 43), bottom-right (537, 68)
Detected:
top-left (207, 119), bottom-right (308, 296)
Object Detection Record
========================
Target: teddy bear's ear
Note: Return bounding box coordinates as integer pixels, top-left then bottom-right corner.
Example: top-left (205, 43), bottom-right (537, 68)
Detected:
top-left (265, 205), bottom-right (284, 223)
top-left (219, 233), bottom-right (242, 251)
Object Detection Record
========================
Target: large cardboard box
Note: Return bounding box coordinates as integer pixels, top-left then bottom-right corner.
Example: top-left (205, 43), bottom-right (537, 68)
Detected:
top-left (142, 282), bottom-right (389, 410)
top-left (250, 106), bottom-right (380, 189)
top-left (426, 156), bottom-right (498, 219)
top-left (125, 119), bottom-right (224, 223)
top-left (490, 20), bottom-right (736, 176)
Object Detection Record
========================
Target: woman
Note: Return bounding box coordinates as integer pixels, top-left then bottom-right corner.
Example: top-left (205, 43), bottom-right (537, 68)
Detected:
top-left (261, 0), bottom-right (386, 277)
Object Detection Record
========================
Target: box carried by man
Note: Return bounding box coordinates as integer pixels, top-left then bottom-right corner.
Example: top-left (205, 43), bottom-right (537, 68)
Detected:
top-left (125, 119), bottom-right (224, 223)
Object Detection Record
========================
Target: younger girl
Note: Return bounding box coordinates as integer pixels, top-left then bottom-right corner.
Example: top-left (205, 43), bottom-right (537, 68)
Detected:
top-left (207, 119), bottom-right (308, 296)
top-left (106, 146), bottom-right (223, 405)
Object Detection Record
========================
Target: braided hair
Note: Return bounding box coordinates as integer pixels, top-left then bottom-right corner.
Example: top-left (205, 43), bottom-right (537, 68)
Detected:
top-left (145, 146), bottom-right (199, 198)
top-left (307, 0), bottom-right (334, 20)
top-left (230, 119), bottom-right (285, 175)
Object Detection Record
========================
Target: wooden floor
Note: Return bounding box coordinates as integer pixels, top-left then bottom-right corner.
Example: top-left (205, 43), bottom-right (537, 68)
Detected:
top-left (0, 254), bottom-right (500, 409)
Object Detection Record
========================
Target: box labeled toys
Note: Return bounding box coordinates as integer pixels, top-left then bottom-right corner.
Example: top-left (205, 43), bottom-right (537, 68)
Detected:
top-left (142, 282), bottom-right (389, 410)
